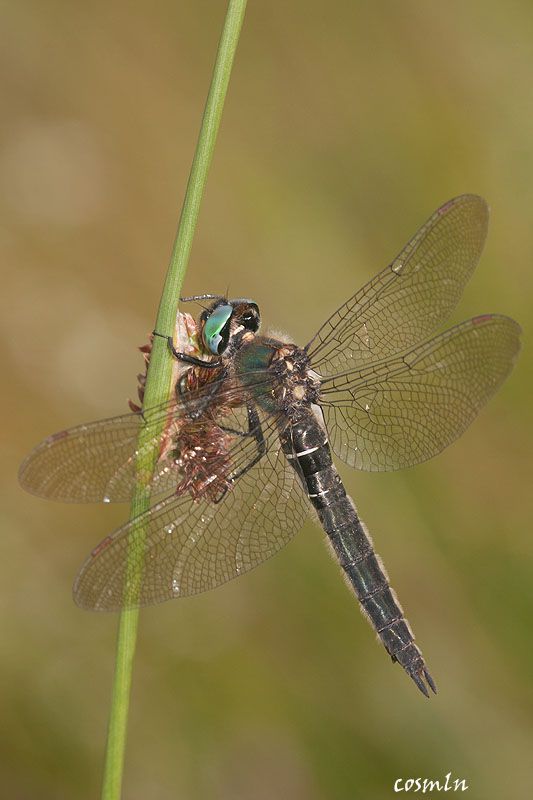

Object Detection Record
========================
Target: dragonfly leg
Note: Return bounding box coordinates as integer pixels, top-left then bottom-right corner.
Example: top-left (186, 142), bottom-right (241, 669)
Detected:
top-left (243, 403), bottom-right (267, 463)
top-left (179, 294), bottom-right (224, 302)
top-left (231, 404), bottom-right (266, 477)
top-left (216, 404), bottom-right (266, 504)
top-left (152, 331), bottom-right (222, 369)
top-left (218, 424), bottom-right (252, 437)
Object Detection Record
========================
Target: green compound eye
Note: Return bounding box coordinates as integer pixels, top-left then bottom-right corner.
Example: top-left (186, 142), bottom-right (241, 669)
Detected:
top-left (203, 304), bottom-right (233, 355)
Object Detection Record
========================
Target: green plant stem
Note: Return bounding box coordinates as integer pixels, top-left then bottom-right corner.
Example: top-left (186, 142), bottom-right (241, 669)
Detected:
top-left (101, 3), bottom-right (247, 798)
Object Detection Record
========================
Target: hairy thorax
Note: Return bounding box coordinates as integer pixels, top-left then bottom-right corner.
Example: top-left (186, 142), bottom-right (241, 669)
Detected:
top-left (235, 335), bottom-right (321, 417)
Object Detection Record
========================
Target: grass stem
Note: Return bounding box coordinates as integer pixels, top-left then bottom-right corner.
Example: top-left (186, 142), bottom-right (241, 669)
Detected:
top-left (101, 3), bottom-right (247, 797)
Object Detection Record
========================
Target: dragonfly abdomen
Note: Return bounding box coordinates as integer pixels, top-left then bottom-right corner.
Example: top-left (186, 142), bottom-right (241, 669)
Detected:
top-left (287, 410), bottom-right (436, 698)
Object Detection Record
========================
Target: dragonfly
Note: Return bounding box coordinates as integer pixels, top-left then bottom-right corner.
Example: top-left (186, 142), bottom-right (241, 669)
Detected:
top-left (19, 195), bottom-right (521, 698)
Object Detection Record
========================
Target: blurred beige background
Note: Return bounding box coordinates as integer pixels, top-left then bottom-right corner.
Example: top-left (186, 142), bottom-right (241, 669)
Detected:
top-left (2, 2), bottom-right (532, 799)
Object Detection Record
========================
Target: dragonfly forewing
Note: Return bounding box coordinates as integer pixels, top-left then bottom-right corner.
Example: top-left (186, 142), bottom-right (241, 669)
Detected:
top-left (306, 194), bottom-right (489, 376)
top-left (18, 377), bottom-right (267, 504)
top-left (18, 408), bottom-right (172, 503)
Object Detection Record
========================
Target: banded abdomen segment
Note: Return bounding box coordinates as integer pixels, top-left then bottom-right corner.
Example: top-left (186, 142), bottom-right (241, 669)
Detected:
top-left (286, 411), bottom-right (436, 698)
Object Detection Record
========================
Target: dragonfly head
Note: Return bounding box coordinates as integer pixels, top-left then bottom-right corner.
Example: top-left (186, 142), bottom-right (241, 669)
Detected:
top-left (200, 298), bottom-right (260, 356)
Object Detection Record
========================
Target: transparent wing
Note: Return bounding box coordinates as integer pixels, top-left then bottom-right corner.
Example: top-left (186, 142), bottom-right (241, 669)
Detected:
top-left (319, 315), bottom-right (521, 471)
top-left (306, 195), bottom-right (489, 376)
top-left (18, 372), bottom-right (271, 503)
top-left (19, 403), bottom-right (173, 503)
top-left (73, 413), bottom-right (311, 610)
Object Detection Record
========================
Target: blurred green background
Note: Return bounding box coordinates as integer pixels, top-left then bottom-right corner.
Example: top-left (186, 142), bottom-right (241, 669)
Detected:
top-left (2, 2), bottom-right (532, 798)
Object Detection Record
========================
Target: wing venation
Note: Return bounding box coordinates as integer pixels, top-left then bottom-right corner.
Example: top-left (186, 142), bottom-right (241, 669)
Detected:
top-left (307, 195), bottom-right (489, 376)
top-left (319, 315), bottom-right (521, 471)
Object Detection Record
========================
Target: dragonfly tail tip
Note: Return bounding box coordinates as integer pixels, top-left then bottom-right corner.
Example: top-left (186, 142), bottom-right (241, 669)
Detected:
top-left (410, 666), bottom-right (437, 698)
top-left (424, 667), bottom-right (438, 695)
top-left (411, 671), bottom-right (430, 698)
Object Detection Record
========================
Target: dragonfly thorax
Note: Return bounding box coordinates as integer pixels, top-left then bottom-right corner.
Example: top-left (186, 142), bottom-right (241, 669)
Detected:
top-left (271, 343), bottom-right (321, 412)
top-left (235, 336), bottom-right (320, 416)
